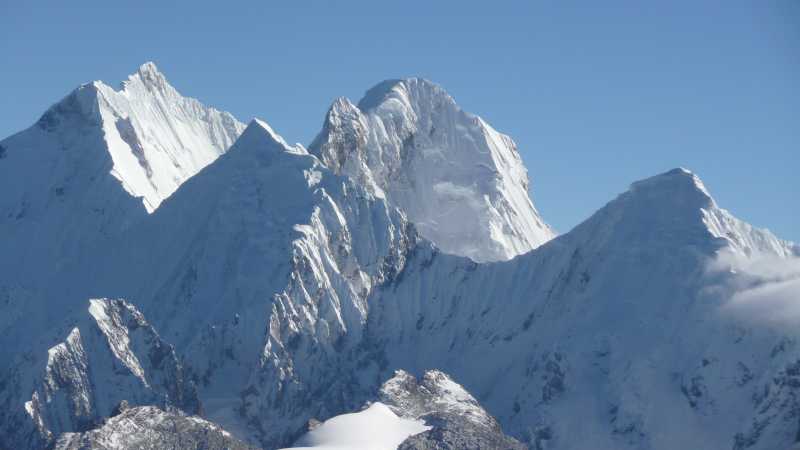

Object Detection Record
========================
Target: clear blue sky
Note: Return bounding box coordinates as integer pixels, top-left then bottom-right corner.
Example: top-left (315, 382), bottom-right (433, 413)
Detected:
top-left (1, 1), bottom-right (797, 241)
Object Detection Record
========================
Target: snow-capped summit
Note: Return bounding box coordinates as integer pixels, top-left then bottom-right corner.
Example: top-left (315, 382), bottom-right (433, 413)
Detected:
top-left (310, 78), bottom-right (554, 262)
top-left (92, 62), bottom-right (245, 211)
top-left (365, 167), bottom-right (799, 450)
top-left (131, 61), bottom-right (169, 90)
top-left (0, 62), bottom-right (244, 363)
top-left (25, 62), bottom-right (245, 212)
top-left (570, 167), bottom-right (798, 258)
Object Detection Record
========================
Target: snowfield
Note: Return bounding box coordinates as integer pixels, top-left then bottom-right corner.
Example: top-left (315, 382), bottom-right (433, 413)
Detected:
top-left (283, 403), bottom-right (430, 450)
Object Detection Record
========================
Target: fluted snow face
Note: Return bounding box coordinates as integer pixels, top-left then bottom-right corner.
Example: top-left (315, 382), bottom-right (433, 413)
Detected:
top-left (92, 119), bottom-right (416, 447)
top-left (0, 63), bottom-right (244, 365)
top-left (310, 78), bottom-right (554, 262)
top-left (366, 169), bottom-right (800, 450)
top-left (93, 62), bottom-right (245, 211)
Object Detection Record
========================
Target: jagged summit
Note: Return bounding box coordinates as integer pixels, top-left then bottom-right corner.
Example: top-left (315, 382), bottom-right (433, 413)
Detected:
top-left (26, 62), bottom-right (246, 212)
top-left (0, 63), bottom-right (246, 342)
top-left (125, 61), bottom-right (170, 91)
top-left (310, 77), bottom-right (554, 263)
top-left (135, 61), bottom-right (163, 78)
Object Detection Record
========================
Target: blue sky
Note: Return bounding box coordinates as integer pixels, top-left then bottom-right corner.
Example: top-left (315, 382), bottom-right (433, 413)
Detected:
top-left (1, 1), bottom-right (797, 240)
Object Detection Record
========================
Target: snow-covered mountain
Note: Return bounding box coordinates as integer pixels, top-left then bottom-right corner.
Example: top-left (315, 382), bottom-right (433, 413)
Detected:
top-left (96, 117), bottom-right (415, 446)
top-left (365, 168), bottom-right (800, 450)
top-left (310, 78), bottom-right (554, 263)
top-left (0, 299), bottom-right (199, 450)
top-left (1, 64), bottom-right (799, 450)
top-left (0, 63), bottom-right (244, 362)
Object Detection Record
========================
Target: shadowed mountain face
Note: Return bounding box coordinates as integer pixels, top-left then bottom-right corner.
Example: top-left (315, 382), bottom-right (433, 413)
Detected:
top-left (0, 64), bottom-right (798, 450)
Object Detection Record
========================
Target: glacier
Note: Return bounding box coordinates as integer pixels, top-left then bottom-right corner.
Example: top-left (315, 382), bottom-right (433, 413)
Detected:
top-left (1, 63), bottom-right (799, 450)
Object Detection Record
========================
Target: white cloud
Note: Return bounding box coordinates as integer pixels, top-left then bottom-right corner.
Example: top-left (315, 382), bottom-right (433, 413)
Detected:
top-left (709, 250), bottom-right (800, 324)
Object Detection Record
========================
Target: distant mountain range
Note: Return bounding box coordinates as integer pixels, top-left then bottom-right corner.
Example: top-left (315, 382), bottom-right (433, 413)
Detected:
top-left (1, 63), bottom-right (798, 450)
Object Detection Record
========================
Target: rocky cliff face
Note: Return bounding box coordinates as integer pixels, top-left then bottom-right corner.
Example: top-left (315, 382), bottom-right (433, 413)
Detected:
top-left (54, 405), bottom-right (258, 450)
top-left (381, 370), bottom-right (526, 450)
top-left (0, 299), bottom-right (198, 450)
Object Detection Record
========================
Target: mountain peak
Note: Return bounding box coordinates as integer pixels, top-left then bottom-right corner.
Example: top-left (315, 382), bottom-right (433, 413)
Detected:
top-left (7, 62), bottom-right (245, 215)
top-left (137, 61), bottom-right (160, 75)
top-left (629, 167), bottom-right (714, 206)
top-left (327, 96), bottom-right (361, 119)
top-left (356, 78), bottom-right (451, 112)
top-left (311, 77), bottom-right (554, 262)
top-left (564, 168), bottom-right (797, 258)
top-left (233, 118), bottom-right (305, 157)
top-left (128, 61), bottom-right (169, 90)
top-left (357, 78), bottom-right (405, 111)
top-left (568, 167), bottom-right (719, 249)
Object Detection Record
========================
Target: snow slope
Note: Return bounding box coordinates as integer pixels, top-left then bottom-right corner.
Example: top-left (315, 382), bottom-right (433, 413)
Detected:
top-left (310, 78), bottom-right (554, 262)
top-left (89, 118), bottom-right (415, 446)
top-left (2, 66), bottom-right (799, 450)
top-left (65, 61), bottom-right (244, 212)
top-left (284, 402), bottom-right (429, 450)
top-left (0, 63), bottom-right (243, 364)
top-left (366, 168), bottom-right (800, 450)
top-left (282, 369), bottom-right (523, 450)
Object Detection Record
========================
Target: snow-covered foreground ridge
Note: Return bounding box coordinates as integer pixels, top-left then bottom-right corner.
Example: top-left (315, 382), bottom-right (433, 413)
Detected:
top-left (1, 63), bottom-right (799, 450)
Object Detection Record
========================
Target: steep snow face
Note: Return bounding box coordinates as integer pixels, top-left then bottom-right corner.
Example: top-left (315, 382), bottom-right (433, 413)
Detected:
top-left (365, 168), bottom-right (800, 450)
top-left (0, 63), bottom-right (243, 359)
top-left (310, 78), bottom-right (553, 262)
top-left (90, 62), bottom-right (245, 212)
top-left (0, 299), bottom-right (198, 450)
top-left (92, 119), bottom-right (415, 447)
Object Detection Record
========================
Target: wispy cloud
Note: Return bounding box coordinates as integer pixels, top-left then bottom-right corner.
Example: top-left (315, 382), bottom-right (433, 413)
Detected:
top-left (709, 250), bottom-right (800, 324)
